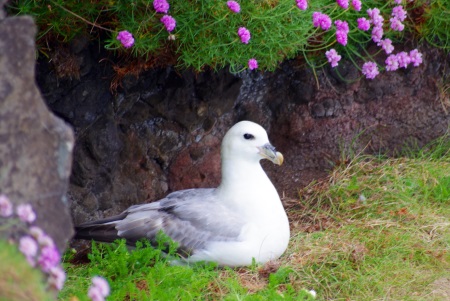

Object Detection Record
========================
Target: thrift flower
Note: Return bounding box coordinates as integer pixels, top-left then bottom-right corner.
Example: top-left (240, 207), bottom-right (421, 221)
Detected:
top-left (336, 30), bottom-right (348, 46)
top-left (0, 194), bottom-right (13, 217)
top-left (397, 51), bottom-right (411, 68)
top-left (371, 26), bottom-right (384, 43)
top-left (153, 0), bottom-right (169, 13)
top-left (378, 38), bottom-right (394, 54)
top-left (161, 15), bottom-right (176, 32)
top-left (16, 204), bottom-right (36, 223)
top-left (248, 58), bottom-right (258, 70)
top-left (392, 5), bottom-right (407, 21)
top-left (325, 48), bottom-right (342, 67)
top-left (38, 246), bottom-right (61, 272)
top-left (367, 8), bottom-right (384, 27)
top-left (88, 286), bottom-right (104, 301)
top-left (390, 18), bottom-right (405, 31)
top-left (357, 17), bottom-right (371, 31)
top-left (296, 0), bottom-right (308, 10)
top-left (312, 12), bottom-right (332, 31)
top-left (351, 0), bottom-right (362, 11)
top-left (92, 277), bottom-right (111, 297)
top-left (362, 61), bottom-right (379, 79)
top-left (48, 266), bottom-right (66, 291)
top-left (227, 1), bottom-right (241, 13)
top-left (116, 31), bottom-right (134, 48)
top-left (335, 20), bottom-right (349, 33)
top-left (385, 54), bottom-right (399, 71)
top-left (19, 235), bottom-right (38, 265)
top-left (409, 49), bottom-right (423, 66)
top-left (336, 0), bottom-right (349, 9)
top-left (238, 27), bottom-right (251, 44)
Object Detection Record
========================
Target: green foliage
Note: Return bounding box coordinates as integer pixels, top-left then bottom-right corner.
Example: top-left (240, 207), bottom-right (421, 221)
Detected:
top-left (0, 240), bottom-right (54, 301)
top-left (7, 0), bottom-right (450, 71)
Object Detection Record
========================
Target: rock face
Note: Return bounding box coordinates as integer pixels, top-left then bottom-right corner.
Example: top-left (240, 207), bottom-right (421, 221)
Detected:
top-left (0, 15), bottom-right (74, 251)
top-left (36, 41), bottom-right (449, 225)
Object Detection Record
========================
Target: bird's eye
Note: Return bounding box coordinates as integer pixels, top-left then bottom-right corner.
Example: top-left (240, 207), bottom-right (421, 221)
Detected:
top-left (243, 133), bottom-right (255, 140)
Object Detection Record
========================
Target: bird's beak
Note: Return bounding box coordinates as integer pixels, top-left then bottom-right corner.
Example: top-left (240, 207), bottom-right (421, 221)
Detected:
top-left (258, 143), bottom-right (284, 165)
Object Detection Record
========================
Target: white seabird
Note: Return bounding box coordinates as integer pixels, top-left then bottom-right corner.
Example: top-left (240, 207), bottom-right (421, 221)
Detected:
top-left (75, 121), bottom-right (290, 267)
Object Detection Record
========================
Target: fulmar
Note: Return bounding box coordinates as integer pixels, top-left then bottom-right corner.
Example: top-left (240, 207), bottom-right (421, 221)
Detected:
top-left (74, 121), bottom-right (290, 267)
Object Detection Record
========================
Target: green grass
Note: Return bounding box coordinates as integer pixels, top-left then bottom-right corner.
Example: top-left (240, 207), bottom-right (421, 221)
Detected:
top-left (59, 133), bottom-right (450, 300)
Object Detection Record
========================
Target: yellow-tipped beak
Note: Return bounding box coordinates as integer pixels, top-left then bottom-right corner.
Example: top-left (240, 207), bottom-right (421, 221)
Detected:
top-left (258, 144), bottom-right (284, 166)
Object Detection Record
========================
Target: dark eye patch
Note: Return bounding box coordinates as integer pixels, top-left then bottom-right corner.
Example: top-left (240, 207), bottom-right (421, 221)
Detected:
top-left (243, 133), bottom-right (255, 140)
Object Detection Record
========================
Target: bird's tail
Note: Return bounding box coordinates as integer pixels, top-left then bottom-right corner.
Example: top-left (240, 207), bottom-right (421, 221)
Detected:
top-left (74, 212), bottom-right (128, 243)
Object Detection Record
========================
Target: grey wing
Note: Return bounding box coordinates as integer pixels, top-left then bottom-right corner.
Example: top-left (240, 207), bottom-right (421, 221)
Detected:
top-left (115, 188), bottom-right (245, 256)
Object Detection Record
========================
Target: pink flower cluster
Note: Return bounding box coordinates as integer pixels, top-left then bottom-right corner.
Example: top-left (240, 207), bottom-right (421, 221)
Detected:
top-left (296, 0), bottom-right (308, 10)
top-left (390, 5), bottom-right (406, 31)
top-left (385, 49), bottom-right (422, 71)
top-left (88, 276), bottom-right (110, 301)
top-left (117, 31), bottom-right (134, 48)
top-left (153, 0), bottom-right (176, 33)
top-left (0, 197), bottom-right (66, 292)
top-left (161, 15), bottom-right (176, 32)
top-left (313, 12), bottom-right (332, 31)
top-left (248, 58), bottom-right (258, 70)
top-left (335, 20), bottom-right (349, 46)
top-left (367, 8), bottom-right (384, 43)
top-left (336, 0), bottom-right (349, 9)
top-left (362, 62), bottom-right (379, 79)
top-left (351, 0), bottom-right (362, 11)
top-left (238, 27), bottom-right (251, 44)
top-left (153, 0), bottom-right (169, 13)
top-left (326, 49), bottom-right (342, 67)
top-left (227, 1), bottom-right (241, 13)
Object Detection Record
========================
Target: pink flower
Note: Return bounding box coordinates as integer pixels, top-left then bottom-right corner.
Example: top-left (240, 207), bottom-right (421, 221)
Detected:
top-left (312, 12), bottom-right (332, 31)
top-left (19, 236), bottom-right (38, 265)
top-left (227, 1), bottom-right (241, 13)
top-left (16, 204), bottom-right (36, 223)
top-left (378, 38), bottom-right (394, 54)
top-left (248, 58), bottom-right (258, 70)
top-left (0, 194), bottom-right (13, 217)
top-left (351, 0), bottom-right (362, 11)
top-left (48, 266), bottom-right (66, 291)
top-left (161, 15), bottom-right (176, 32)
top-left (92, 277), bottom-right (110, 297)
top-left (336, 30), bottom-right (348, 46)
top-left (296, 0), bottom-right (308, 10)
top-left (335, 20), bottom-right (349, 33)
top-left (88, 286), bottom-right (105, 301)
top-left (362, 61), bottom-right (379, 79)
top-left (357, 17), bottom-right (371, 31)
top-left (116, 31), bottom-right (134, 48)
top-left (336, 0), bottom-right (349, 9)
top-left (390, 17), bottom-right (405, 31)
top-left (153, 0), bottom-right (169, 13)
top-left (371, 26), bottom-right (384, 43)
top-left (385, 54), bottom-right (399, 71)
top-left (409, 49), bottom-right (423, 67)
top-left (367, 8), bottom-right (384, 27)
top-left (396, 51), bottom-right (411, 68)
top-left (238, 27), bottom-right (251, 44)
top-left (325, 48), bottom-right (342, 67)
top-left (392, 5), bottom-right (407, 21)
top-left (38, 246), bottom-right (61, 272)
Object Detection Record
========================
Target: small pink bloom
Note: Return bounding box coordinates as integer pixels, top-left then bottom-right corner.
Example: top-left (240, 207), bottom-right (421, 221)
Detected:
top-left (325, 48), bottom-right (342, 67)
top-left (351, 0), bottom-right (362, 11)
top-left (92, 277), bottom-right (110, 297)
top-left (238, 27), bottom-right (251, 44)
top-left (396, 51), bottom-right (411, 68)
top-left (16, 204), bottom-right (36, 223)
top-left (385, 54), bottom-right (399, 71)
top-left (357, 17), bottom-right (371, 31)
top-left (336, 0), bottom-right (349, 9)
top-left (116, 31), bottom-right (134, 48)
top-left (362, 61), bottom-right (379, 79)
top-left (88, 286), bottom-right (105, 301)
top-left (19, 236), bottom-right (38, 260)
top-left (38, 246), bottom-right (61, 272)
top-left (153, 0), bottom-right (169, 13)
top-left (390, 17), bottom-right (405, 31)
top-left (248, 58), bottom-right (258, 70)
top-left (392, 5), bottom-right (407, 21)
top-left (367, 8), bottom-right (384, 27)
top-left (378, 38), bottom-right (394, 54)
top-left (335, 20), bottom-right (349, 33)
top-left (336, 30), bottom-right (348, 46)
top-left (161, 15), bottom-right (176, 32)
top-left (312, 12), bottom-right (332, 31)
top-left (227, 1), bottom-right (241, 13)
top-left (0, 194), bottom-right (13, 217)
top-left (48, 266), bottom-right (66, 291)
top-left (409, 49), bottom-right (423, 67)
top-left (371, 25), bottom-right (384, 43)
top-left (296, 0), bottom-right (308, 10)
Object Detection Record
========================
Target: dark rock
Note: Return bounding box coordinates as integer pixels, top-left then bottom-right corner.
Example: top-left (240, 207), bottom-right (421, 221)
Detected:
top-left (0, 16), bottom-right (74, 251)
